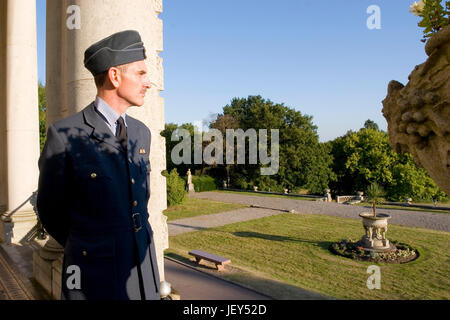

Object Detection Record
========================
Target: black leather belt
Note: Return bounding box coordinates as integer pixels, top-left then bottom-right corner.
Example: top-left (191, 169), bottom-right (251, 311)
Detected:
top-left (132, 212), bottom-right (143, 232)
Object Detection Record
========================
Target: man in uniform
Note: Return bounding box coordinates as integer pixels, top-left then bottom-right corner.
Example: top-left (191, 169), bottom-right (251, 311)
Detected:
top-left (37, 30), bottom-right (160, 300)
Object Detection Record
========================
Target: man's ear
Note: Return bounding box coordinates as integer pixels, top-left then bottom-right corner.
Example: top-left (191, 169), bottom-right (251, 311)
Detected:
top-left (108, 67), bottom-right (121, 89)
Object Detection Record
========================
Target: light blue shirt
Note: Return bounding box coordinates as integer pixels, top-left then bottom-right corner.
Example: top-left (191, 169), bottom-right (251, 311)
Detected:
top-left (94, 96), bottom-right (127, 136)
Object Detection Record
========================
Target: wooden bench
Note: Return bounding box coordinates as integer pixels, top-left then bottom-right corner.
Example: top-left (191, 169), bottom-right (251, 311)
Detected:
top-left (188, 250), bottom-right (231, 271)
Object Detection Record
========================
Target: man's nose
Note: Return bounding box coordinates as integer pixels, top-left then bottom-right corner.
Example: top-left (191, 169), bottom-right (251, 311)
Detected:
top-left (143, 76), bottom-right (151, 88)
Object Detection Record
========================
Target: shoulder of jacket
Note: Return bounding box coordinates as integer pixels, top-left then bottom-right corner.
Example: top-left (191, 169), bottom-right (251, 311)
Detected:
top-left (51, 107), bottom-right (87, 130)
top-left (127, 115), bottom-right (151, 136)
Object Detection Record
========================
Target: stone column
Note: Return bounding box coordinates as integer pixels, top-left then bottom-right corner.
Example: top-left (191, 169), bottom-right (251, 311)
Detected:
top-left (43, 0), bottom-right (168, 281)
top-left (33, 0), bottom-right (67, 296)
top-left (0, 0), bottom-right (40, 244)
top-left (45, 0), bottom-right (66, 125)
top-left (0, 0), bottom-right (7, 220)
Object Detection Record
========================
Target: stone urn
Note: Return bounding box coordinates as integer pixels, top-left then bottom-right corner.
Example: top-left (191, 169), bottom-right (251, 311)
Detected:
top-left (359, 213), bottom-right (395, 251)
top-left (324, 189), bottom-right (332, 202)
top-left (356, 191), bottom-right (364, 201)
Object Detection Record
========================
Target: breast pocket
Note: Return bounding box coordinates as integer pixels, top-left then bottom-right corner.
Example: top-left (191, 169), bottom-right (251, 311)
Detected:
top-left (76, 164), bottom-right (113, 214)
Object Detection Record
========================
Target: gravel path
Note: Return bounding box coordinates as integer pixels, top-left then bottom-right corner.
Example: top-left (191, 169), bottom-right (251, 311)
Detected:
top-left (168, 207), bottom-right (285, 235)
top-left (189, 192), bottom-right (450, 232)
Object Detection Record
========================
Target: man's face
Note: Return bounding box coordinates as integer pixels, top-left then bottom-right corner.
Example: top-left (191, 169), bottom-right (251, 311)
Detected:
top-left (116, 60), bottom-right (151, 107)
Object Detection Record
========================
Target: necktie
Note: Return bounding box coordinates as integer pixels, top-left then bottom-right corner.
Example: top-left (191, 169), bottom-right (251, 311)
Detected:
top-left (116, 117), bottom-right (128, 151)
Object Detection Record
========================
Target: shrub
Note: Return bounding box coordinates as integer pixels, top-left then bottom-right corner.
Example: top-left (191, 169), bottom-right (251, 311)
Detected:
top-left (253, 176), bottom-right (285, 193)
top-left (290, 187), bottom-right (310, 195)
top-left (230, 173), bottom-right (248, 190)
top-left (192, 175), bottom-right (217, 192)
top-left (388, 155), bottom-right (448, 202)
top-left (164, 168), bottom-right (186, 206)
top-left (410, 0), bottom-right (450, 41)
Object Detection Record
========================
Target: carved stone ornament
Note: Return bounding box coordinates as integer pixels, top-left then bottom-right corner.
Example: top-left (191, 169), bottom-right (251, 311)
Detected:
top-left (382, 25), bottom-right (450, 195)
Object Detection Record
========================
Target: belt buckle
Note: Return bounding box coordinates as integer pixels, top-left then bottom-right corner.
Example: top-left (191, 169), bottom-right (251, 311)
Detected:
top-left (132, 213), bottom-right (142, 232)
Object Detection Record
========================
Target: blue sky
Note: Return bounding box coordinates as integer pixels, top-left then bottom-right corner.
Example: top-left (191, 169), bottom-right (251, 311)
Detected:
top-left (36, 0), bottom-right (427, 142)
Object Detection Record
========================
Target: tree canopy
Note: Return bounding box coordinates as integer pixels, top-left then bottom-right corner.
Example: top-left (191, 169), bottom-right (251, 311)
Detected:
top-left (166, 95), bottom-right (336, 194)
top-left (328, 126), bottom-right (447, 201)
top-left (38, 82), bottom-right (46, 151)
top-left (363, 119), bottom-right (379, 131)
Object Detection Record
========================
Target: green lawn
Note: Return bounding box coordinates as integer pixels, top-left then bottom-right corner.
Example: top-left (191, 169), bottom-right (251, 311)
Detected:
top-left (213, 190), bottom-right (320, 201)
top-left (163, 197), bottom-right (248, 221)
top-left (167, 213), bottom-right (450, 299)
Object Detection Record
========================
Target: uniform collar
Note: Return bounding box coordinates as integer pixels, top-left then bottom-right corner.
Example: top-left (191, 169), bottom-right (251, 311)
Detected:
top-left (83, 102), bottom-right (126, 153)
top-left (94, 96), bottom-right (127, 128)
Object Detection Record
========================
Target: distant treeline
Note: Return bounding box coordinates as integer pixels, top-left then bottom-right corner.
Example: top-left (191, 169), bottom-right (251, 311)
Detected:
top-left (162, 96), bottom-right (448, 202)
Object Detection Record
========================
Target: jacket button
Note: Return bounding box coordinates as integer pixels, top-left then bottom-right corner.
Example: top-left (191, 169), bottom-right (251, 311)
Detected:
top-left (131, 178), bottom-right (135, 184)
top-left (133, 200), bottom-right (138, 207)
top-left (128, 157), bottom-right (132, 163)
top-left (82, 250), bottom-right (87, 256)
top-left (90, 173), bottom-right (97, 179)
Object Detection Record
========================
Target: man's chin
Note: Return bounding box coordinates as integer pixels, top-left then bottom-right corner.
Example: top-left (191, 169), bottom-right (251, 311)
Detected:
top-left (130, 99), bottom-right (145, 107)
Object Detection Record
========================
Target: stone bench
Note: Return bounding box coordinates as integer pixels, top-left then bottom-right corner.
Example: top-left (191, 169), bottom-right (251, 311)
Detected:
top-left (188, 250), bottom-right (231, 271)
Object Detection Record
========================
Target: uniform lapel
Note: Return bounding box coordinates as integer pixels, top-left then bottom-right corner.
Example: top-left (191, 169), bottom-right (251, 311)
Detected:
top-left (126, 117), bottom-right (138, 157)
top-left (83, 103), bottom-right (126, 153)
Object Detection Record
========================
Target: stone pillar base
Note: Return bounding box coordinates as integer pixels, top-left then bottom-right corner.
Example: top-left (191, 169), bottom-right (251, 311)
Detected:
top-left (32, 237), bottom-right (64, 299)
top-left (33, 251), bottom-right (63, 299)
top-left (0, 211), bottom-right (37, 245)
top-left (0, 218), bottom-right (13, 244)
top-left (360, 235), bottom-right (395, 252)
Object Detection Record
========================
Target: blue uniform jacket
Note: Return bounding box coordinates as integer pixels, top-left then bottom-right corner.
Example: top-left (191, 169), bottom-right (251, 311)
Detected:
top-left (37, 102), bottom-right (160, 300)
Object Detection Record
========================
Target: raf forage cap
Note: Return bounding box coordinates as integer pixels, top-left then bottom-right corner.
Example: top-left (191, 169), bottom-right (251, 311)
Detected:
top-left (84, 30), bottom-right (147, 76)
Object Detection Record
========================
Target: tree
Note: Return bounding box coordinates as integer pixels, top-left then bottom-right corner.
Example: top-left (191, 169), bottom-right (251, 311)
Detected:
top-left (216, 95), bottom-right (335, 194)
top-left (329, 126), bottom-right (448, 201)
top-left (161, 122), bottom-right (196, 175)
top-left (209, 114), bottom-right (240, 185)
top-left (38, 82), bottom-right (46, 151)
top-left (366, 182), bottom-right (386, 216)
top-left (363, 119), bottom-right (379, 131)
top-left (329, 128), bottom-right (395, 194)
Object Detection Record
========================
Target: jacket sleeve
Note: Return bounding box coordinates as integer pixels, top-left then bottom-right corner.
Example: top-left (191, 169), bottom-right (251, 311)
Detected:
top-left (36, 124), bottom-right (70, 247)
